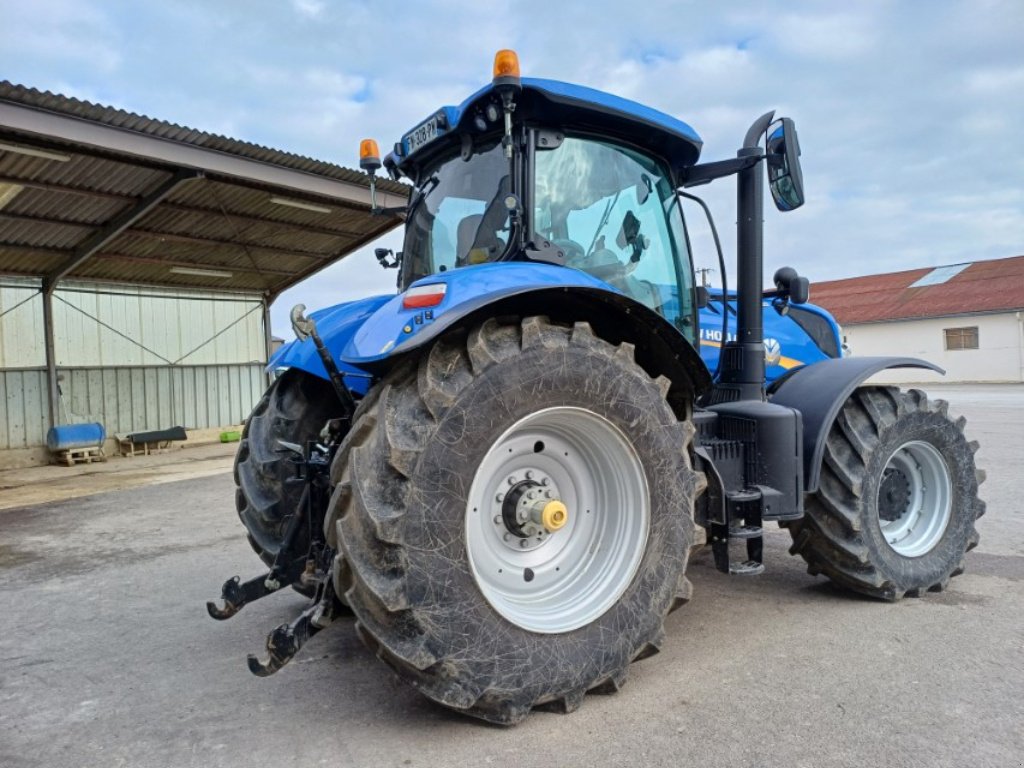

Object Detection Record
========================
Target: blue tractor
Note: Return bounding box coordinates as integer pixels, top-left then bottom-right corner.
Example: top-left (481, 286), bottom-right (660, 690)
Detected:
top-left (210, 51), bottom-right (984, 724)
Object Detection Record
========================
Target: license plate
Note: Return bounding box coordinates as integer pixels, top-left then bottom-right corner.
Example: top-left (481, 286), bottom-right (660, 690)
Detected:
top-left (403, 116), bottom-right (442, 156)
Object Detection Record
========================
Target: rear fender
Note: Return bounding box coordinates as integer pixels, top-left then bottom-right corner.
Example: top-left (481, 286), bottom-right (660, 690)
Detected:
top-left (342, 262), bottom-right (712, 402)
top-left (769, 356), bottom-right (945, 492)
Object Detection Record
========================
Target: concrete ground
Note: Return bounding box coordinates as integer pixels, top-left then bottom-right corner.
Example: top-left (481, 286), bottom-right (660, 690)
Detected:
top-left (1, 384), bottom-right (1021, 768)
top-left (0, 442), bottom-right (238, 511)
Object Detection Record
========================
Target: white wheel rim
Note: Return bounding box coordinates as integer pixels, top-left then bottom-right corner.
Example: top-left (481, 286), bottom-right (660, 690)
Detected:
top-left (876, 440), bottom-right (952, 557)
top-left (465, 407), bottom-right (650, 633)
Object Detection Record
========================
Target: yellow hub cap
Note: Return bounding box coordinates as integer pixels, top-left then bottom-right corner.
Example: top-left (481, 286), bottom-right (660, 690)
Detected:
top-left (540, 500), bottom-right (568, 532)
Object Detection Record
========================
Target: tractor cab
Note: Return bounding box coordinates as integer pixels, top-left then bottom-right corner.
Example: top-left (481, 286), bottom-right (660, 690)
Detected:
top-left (361, 50), bottom-right (808, 366)
top-left (366, 52), bottom-right (707, 344)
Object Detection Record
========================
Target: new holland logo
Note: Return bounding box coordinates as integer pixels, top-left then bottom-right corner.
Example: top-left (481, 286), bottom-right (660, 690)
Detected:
top-left (764, 338), bottom-right (782, 366)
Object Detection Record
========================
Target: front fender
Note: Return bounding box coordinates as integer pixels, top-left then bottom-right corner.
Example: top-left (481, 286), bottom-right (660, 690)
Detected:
top-left (341, 261), bottom-right (712, 395)
top-left (770, 356), bottom-right (945, 492)
top-left (343, 263), bottom-right (616, 364)
top-left (269, 294), bottom-right (391, 395)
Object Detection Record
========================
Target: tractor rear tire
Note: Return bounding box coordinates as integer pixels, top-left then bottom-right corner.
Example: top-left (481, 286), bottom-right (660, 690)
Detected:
top-left (234, 369), bottom-right (337, 568)
top-left (785, 387), bottom-right (985, 600)
top-left (326, 317), bottom-right (703, 724)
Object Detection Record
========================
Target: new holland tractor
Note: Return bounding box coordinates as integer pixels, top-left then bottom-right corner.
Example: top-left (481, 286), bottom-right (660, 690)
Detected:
top-left (208, 51), bottom-right (985, 724)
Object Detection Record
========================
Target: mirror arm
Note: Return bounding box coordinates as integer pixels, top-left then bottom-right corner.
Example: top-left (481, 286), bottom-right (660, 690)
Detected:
top-left (680, 155), bottom-right (761, 188)
top-left (370, 205), bottom-right (407, 217)
top-left (744, 110), bottom-right (776, 148)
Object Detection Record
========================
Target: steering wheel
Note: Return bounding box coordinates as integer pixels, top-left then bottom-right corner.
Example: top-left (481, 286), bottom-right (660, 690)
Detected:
top-left (582, 251), bottom-right (628, 283)
top-left (551, 238), bottom-right (587, 263)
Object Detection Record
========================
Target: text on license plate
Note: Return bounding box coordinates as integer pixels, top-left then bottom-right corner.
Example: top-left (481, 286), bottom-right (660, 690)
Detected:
top-left (405, 117), bottom-right (440, 155)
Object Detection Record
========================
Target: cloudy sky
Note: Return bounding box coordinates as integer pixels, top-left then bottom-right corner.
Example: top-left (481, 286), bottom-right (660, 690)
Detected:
top-left (2, 0), bottom-right (1022, 335)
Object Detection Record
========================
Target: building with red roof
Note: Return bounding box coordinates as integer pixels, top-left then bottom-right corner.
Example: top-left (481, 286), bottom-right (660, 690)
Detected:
top-left (809, 255), bottom-right (1024, 383)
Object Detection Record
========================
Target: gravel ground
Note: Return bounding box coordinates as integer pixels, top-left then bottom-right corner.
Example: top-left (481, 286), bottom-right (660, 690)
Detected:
top-left (0, 384), bottom-right (1021, 768)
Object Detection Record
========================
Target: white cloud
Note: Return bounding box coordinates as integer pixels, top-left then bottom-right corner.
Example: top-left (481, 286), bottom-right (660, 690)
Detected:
top-left (1, 0), bottom-right (1022, 335)
top-left (291, 0), bottom-right (326, 19)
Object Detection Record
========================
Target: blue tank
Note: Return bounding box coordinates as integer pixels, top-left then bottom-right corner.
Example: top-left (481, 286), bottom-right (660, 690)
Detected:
top-left (47, 423), bottom-right (106, 452)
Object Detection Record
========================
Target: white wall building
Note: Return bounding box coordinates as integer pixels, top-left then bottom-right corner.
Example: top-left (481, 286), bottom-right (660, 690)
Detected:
top-left (812, 256), bottom-right (1024, 384)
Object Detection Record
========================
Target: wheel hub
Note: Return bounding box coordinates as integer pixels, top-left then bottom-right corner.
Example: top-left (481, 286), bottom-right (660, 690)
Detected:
top-left (497, 471), bottom-right (566, 551)
top-left (878, 467), bottom-right (911, 522)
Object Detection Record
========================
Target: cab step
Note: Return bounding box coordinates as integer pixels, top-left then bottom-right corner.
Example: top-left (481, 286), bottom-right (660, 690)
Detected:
top-left (728, 524), bottom-right (762, 539)
top-left (710, 520), bottom-right (764, 575)
top-left (729, 560), bottom-right (766, 576)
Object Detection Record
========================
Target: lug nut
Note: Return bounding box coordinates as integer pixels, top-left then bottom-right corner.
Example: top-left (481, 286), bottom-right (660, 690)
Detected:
top-left (545, 490), bottom-right (553, 498)
top-left (493, 515), bottom-right (502, 525)
top-left (507, 476), bottom-right (517, 486)
top-left (496, 492), bottom-right (504, 502)
top-left (519, 539), bottom-right (530, 549)
top-left (525, 470), bottom-right (533, 479)
top-left (503, 533), bottom-right (514, 542)
top-left (541, 478), bottom-right (549, 486)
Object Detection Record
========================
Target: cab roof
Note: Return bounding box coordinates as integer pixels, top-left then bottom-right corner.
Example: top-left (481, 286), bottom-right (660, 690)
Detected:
top-left (387, 78), bottom-right (703, 180)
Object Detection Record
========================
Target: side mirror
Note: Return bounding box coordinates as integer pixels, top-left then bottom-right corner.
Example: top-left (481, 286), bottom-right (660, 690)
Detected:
top-left (773, 266), bottom-right (810, 304)
top-left (766, 118), bottom-right (805, 211)
top-left (789, 276), bottom-right (809, 304)
top-left (695, 285), bottom-right (710, 309)
top-left (375, 248), bottom-right (400, 269)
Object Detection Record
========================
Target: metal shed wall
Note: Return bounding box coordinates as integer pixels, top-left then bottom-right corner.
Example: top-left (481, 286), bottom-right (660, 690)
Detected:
top-left (0, 278), bottom-right (266, 450)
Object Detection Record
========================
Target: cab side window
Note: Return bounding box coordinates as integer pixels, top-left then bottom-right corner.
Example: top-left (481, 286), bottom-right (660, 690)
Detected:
top-left (533, 136), bottom-right (695, 339)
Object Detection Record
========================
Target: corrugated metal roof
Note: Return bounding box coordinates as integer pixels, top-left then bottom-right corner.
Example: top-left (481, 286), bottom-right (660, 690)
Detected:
top-left (0, 81), bottom-right (409, 191)
top-left (811, 255), bottom-right (1024, 325)
top-left (0, 81), bottom-right (408, 297)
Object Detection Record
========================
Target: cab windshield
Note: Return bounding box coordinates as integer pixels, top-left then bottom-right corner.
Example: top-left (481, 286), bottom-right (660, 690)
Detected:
top-left (402, 139), bottom-right (512, 284)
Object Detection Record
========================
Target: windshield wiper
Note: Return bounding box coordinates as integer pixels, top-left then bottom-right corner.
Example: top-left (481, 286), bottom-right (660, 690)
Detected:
top-left (408, 174), bottom-right (440, 216)
top-left (586, 189), bottom-right (622, 256)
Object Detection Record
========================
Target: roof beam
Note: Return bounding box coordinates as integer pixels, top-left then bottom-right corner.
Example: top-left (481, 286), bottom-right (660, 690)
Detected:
top-left (0, 242), bottom-right (67, 258)
top-left (0, 174), bottom-right (132, 202)
top-left (160, 201), bottom-right (368, 239)
top-left (44, 170), bottom-right (199, 290)
top-left (125, 228), bottom-right (336, 260)
top-left (91, 251), bottom-right (296, 277)
top-left (268, 217), bottom-right (400, 302)
top-left (0, 210), bottom-right (345, 259)
top-left (0, 184), bottom-right (377, 239)
top-left (0, 100), bottom-right (407, 209)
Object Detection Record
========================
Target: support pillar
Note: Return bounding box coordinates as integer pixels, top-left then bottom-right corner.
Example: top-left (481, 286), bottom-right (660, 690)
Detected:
top-left (42, 284), bottom-right (59, 429)
top-left (263, 295), bottom-right (275, 388)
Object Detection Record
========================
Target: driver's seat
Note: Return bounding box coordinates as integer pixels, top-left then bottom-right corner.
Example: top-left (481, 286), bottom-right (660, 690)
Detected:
top-left (456, 214), bottom-right (503, 266)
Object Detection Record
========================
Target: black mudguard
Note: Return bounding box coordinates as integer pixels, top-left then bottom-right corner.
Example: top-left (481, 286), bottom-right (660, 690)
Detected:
top-left (769, 357), bottom-right (944, 493)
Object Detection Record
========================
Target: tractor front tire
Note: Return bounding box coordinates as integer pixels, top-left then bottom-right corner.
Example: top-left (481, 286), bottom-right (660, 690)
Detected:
top-left (234, 369), bottom-right (337, 567)
top-left (785, 386), bottom-right (985, 600)
top-left (326, 317), bottom-right (702, 724)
